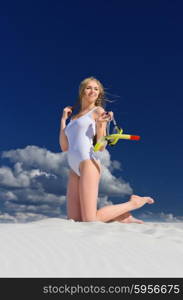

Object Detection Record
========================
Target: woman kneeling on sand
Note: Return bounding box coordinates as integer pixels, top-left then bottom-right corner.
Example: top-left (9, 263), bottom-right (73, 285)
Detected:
top-left (59, 77), bottom-right (154, 223)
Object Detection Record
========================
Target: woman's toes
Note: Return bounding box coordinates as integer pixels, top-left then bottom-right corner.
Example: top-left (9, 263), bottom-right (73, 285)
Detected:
top-left (146, 197), bottom-right (154, 204)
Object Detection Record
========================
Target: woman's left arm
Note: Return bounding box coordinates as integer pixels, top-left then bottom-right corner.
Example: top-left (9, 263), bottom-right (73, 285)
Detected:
top-left (95, 108), bottom-right (113, 151)
top-left (96, 120), bottom-right (106, 147)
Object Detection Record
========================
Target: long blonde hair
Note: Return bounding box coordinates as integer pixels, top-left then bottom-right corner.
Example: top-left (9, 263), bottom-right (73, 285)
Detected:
top-left (71, 76), bottom-right (113, 113)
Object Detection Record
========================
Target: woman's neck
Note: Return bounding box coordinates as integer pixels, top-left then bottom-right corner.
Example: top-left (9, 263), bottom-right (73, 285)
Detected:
top-left (80, 104), bottom-right (96, 112)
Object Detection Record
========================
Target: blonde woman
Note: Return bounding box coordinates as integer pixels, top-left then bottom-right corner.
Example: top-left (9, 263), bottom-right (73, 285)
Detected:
top-left (59, 77), bottom-right (154, 223)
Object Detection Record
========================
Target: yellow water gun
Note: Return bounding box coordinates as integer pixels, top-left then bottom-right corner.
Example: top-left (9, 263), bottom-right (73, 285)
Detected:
top-left (94, 114), bottom-right (140, 152)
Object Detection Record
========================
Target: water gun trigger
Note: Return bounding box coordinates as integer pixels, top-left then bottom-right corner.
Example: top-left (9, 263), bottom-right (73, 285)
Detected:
top-left (117, 127), bottom-right (123, 134)
top-left (107, 126), bottom-right (123, 145)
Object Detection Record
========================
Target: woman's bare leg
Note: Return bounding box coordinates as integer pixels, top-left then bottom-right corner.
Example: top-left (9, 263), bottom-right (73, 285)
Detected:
top-left (96, 195), bottom-right (154, 222)
top-left (66, 169), bottom-right (82, 221)
top-left (109, 212), bottom-right (144, 224)
top-left (79, 159), bottom-right (101, 221)
top-left (79, 159), bottom-right (154, 222)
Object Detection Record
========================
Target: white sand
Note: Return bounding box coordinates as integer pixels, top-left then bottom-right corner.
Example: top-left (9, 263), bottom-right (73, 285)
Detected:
top-left (0, 218), bottom-right (183, 277)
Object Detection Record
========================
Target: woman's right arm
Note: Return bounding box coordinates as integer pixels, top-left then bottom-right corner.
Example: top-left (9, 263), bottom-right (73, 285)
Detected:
top-left (59, 118), bottom-right (69, 152)
top-left (59, 106), bottom-right (73, 152)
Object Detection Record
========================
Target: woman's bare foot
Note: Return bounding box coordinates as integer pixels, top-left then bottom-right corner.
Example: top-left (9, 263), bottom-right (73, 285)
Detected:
top-left (129, 194), bottom-right (154, 210)
top-left (117, 212), bottom-right (144, 224)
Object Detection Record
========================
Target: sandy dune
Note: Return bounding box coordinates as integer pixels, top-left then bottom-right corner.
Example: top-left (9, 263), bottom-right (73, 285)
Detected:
top-left (0, 218), bottom-right (183, 277)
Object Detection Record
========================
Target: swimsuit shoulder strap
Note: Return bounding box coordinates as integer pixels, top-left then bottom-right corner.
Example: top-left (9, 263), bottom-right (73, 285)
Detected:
top-left (89, 106), bottom-right (103, 114)
top-left (86, 106), bottom-right (98, 116)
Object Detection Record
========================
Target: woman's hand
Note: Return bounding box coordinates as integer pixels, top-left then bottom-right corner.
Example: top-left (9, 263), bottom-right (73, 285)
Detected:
top-left (96, 111), bottom-right (113, 123)
top-left (62, 106), bottom-right (73, 121)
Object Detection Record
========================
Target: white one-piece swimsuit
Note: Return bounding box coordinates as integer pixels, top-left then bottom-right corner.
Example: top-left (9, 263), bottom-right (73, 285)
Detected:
top-left (64, 107), bottom-right (100, 176)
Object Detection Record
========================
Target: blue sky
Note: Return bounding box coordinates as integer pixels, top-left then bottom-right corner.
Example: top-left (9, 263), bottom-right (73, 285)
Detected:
top-left (0, 0), bottom-right (182, 222)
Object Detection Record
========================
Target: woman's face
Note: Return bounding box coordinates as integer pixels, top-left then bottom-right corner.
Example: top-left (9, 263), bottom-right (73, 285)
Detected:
top-left (82, 80), bottom-right (100, 104)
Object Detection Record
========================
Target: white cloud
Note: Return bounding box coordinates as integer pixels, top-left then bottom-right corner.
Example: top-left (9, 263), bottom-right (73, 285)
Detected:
top-left (0, 145), bottom-right (133, 222)
top-left (96, 150), bottom-right (132, 196)
top-left (138, 211), bottom-right (183, 222)
top-left (0, 212), bottom-right (51, 223)
top-left (0, 165), bottom-right (29, 187)
top-left (2, 145), bottom-right (68, 175)
top-left (97, 196), bottom-right (113, 208)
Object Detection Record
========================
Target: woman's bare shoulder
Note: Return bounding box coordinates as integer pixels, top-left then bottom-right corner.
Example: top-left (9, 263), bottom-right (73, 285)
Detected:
top-left (92, 106), bottom-right (105, 120)
top-left (94, 106), bottom-right (105, 114)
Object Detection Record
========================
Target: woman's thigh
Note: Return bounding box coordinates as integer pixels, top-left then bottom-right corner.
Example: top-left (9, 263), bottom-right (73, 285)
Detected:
top-left (79, 159), bottom-right (101, 221)
top-left (79, 158), bottom-right (101, 178)
top-left (66, 169), bottom-right (82, 221)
